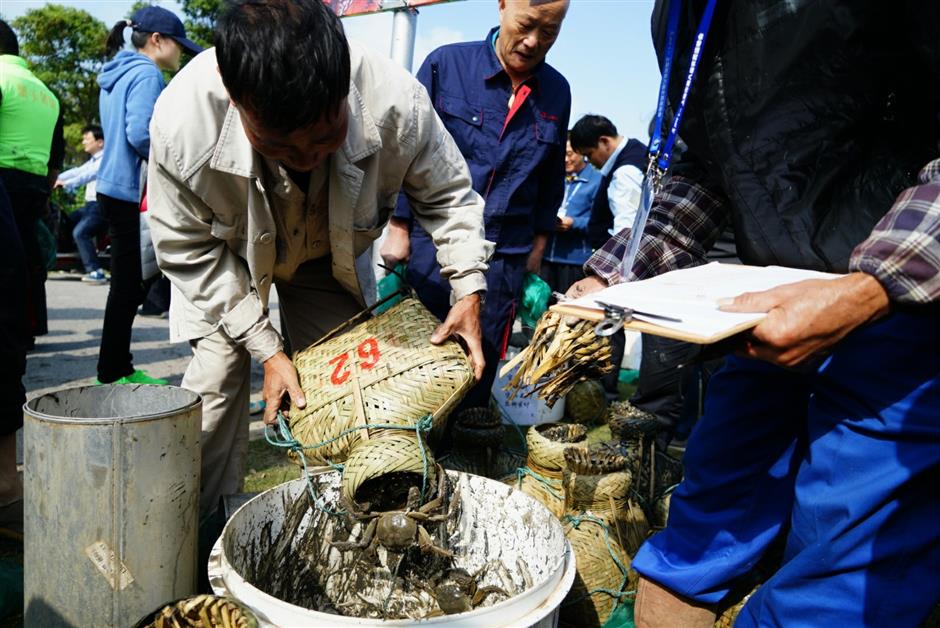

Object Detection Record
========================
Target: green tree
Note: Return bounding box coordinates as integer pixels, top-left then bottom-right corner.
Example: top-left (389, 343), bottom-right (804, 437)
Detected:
top-left (179, 0), bottom-right (224, 50)
top-left (12, 4), bottom-right (107, 165)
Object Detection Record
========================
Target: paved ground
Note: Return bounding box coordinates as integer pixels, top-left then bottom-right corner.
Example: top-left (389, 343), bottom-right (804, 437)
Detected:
top-left (19, 274), bottom-right (278, 458)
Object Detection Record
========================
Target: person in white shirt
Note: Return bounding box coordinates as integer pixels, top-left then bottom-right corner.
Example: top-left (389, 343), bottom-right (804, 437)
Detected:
top-left (570, 114), bottom-right (647, 249)
top-left (56, 125), bottom-right (107, 284)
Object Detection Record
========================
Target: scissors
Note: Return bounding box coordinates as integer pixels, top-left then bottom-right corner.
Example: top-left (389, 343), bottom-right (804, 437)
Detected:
top-left (593, 300), bottom-right (683, 337)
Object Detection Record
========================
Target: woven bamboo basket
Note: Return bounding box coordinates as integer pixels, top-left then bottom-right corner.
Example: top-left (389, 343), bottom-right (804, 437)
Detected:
top-left (607, 400), bottom-right (665, 442)
top-left (562, 447), bottom-right (647, 555)
top-left (564, 379), bottom-right (609, 425)
top-left (287, 296), bottom-right (473, 465)
top-left (340, 434), bottom-right (438, 506)
top-left (527, 423), bottom-right (589, 472)
top-left (440, 408), bottom-right (524, 479)
top-left (561, 520), bottom-right (633, 628)
top-left (653, 486), bottom-right (676, 529)
top-left (503, 422), bottom-right (589, 517)
top-left (561, 446), bottom-right (639, 628)
top-left (505, 463), bottom-right (566, 518)
top-left (452, 407), bottom-right (502, 430)
top-left (563, 449), bottom-right (630, 514)
top-left (134, 595), bottom-right (259, 628)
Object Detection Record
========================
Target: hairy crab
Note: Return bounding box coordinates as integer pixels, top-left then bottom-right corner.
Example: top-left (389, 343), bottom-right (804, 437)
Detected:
top-left (331, 465), bottom-right (458, 560)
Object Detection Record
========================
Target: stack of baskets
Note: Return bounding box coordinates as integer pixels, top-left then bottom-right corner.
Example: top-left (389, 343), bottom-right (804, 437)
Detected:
top-left (286, 296), bottom-right (474, 504)
top-left (504, 422), bottom-right (588, 518)
top-left (608, 400), bottom-right (682, 528)
top-left (559, 446), bottom-right (636, 628)
top-left (439, 408), bottom-right (524, 480)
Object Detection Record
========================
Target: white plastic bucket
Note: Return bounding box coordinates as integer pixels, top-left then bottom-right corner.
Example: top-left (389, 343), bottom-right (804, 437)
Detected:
top-left (209, 471), bottom-right (576, 627)
top-left (493, 348), bottom-right (565, 426)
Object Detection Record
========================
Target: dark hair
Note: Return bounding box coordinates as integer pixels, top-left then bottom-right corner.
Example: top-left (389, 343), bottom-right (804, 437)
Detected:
top-left (105, 20), bottom-right (153, 57)
top-left (0, 19), bottom-right (19, 56)
top-left (82, 124), bottom-right (104, 141)
top-left (570, 115), bottom-right (618, 152)
top-left (215, 0), bottom-right (351, 132)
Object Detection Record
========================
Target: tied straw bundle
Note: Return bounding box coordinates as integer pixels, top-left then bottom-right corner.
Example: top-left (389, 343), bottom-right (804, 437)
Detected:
top-left (135, 595), bottom-right (258, 628)
top-left (502, 311), bottom-right (614, 407)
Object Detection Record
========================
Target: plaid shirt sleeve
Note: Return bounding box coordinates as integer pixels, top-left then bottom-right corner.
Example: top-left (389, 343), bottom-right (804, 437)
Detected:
top-left (583, 175), bottom-right (730, 285)
top-left (850, 159), bottom-right (940, 304)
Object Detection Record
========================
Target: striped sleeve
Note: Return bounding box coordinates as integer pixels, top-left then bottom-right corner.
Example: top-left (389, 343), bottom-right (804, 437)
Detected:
top-left (850, 159), bottom-right (940, 304)
top-left (584, 175), bottom-right (729, 285)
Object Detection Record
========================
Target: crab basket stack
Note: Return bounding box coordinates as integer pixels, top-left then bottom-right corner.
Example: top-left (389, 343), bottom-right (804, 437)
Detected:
top-left (608, 400), bottom-right (683, 528)
top-left (439, 408), bottom-right (525, 480)
top-left (286, 296), bottom-right (473, 473)
top-left (559, 446), bottom-right (637, 628)
top-left (504, 423), bottom-right (588, 518)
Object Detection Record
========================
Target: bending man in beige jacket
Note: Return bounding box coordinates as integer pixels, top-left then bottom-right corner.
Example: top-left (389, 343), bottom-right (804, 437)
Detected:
top-left (147, 0), bottom-right (492, 519)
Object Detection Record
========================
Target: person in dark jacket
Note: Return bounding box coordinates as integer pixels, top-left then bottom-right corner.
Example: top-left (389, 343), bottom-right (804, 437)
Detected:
top-left (95, 6), bottom-right (201, 385)
top-left (0, 176), bottom-right (28, 532)
top-left (569, 1), bottom-right (940, 625)
top-left (380, 0), bottom-right (571, 409)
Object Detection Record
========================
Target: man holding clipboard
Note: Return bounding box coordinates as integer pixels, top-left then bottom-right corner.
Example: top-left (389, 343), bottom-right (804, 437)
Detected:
top-left (569, 1), bottom-right (940, 625)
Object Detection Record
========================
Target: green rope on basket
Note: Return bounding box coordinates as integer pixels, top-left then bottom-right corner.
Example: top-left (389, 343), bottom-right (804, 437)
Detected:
top-left (514, 466), bottom-right (564, 499)
top-left (264, 412), bottom-right (436, 510)
top-left (560, 513), bottom-right (635, 610)
top-left (264, 415), bottom-right (346, 517)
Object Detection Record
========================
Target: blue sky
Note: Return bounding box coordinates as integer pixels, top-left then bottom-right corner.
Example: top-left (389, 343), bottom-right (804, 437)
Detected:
top-left (1, 0), bottom-right (662, 141)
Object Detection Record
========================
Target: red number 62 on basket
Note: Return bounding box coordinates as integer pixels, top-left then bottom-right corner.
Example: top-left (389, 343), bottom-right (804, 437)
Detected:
top-left (327, 337), bottom-right (381, 386)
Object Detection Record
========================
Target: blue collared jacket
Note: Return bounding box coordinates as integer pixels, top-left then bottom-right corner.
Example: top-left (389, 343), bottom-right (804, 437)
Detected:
top-left (545, 163), bottom-right (603, 265)
top-left (395, 27), bottom-right (571, 255)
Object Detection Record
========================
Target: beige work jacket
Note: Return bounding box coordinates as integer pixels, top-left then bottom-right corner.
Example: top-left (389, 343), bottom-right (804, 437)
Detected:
top-left (147, 45), bottom-right (492, 363)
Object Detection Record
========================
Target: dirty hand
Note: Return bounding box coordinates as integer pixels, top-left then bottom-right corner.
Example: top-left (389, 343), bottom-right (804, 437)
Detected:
top-left (565, 274), bottom-right (607, 299)
top-left (262, 351), bottom-right (306, 425)
top-left (53, 179), bottom-right (65, 189)
top-left (556, 216), bottom-right (573, 232)
top-left (380, 217), bottom-right (411, 269)
top-left (718, 272), bottom-right (890, 367)
top-left (431, 292), bottom-right (485, 380)
top-left (526, 233), bottom-right (548, 274)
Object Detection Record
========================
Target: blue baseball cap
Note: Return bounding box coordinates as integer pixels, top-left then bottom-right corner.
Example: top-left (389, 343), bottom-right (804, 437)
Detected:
top-left (131, 6), bottom-right (203, 56)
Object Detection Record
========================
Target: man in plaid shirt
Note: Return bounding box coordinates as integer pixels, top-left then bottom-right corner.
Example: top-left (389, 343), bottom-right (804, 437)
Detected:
top-left (569, 2), bottom-right (940, 626)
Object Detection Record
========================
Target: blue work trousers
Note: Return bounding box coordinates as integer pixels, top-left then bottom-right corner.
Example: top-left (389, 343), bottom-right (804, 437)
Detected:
top-left (633, 308), bottom-right (940, 626)
top-left (407, 230), bottom-right (527, 409)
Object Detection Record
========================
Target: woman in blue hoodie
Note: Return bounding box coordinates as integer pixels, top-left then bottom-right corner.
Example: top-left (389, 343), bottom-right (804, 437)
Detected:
top-left (95, 7), bottom-right (201, 385)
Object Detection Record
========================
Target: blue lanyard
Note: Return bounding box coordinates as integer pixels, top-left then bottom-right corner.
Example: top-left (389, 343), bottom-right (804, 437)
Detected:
top-left (619, 0), bottom-right (718, 278)
top-left (650, 0), bottom-right (717, 174)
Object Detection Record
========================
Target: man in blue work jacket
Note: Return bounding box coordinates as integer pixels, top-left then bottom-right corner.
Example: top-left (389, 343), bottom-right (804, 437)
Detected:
top-left (382, 0), bottom-right (571, 408)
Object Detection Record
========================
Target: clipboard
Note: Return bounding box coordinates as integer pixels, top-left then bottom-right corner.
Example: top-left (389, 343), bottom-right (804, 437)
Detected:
top-left (552, 263), bottom-right (842, 345)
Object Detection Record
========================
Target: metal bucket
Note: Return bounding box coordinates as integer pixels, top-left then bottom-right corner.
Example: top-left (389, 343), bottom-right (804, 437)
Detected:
top-left (208, 472), bottom-right (576, 627)
top-left (23, 384), bottom-right (202, 627)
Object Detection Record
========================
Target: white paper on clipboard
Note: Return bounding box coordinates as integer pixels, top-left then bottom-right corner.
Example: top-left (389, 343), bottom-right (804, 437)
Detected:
top-left (565, 263), bottom-right (841, 341)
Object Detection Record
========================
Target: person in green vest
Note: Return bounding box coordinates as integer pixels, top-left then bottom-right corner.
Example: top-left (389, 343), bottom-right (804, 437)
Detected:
top-left (0, 19), bottom-right (63, 347)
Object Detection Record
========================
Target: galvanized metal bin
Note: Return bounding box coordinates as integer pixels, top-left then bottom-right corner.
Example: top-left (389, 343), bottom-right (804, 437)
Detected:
top-left (23, 384), bottom-right (202, 627)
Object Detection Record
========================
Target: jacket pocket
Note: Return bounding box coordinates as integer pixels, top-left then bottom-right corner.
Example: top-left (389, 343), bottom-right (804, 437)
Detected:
top-left (209, 213), bottom-right (247, 241)
top-left (439, 94), bottom-right (484, 128)
top-left (536, 116), bottom-right (562, 145)
top-left (353, 204), bottom-right (392, 235)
